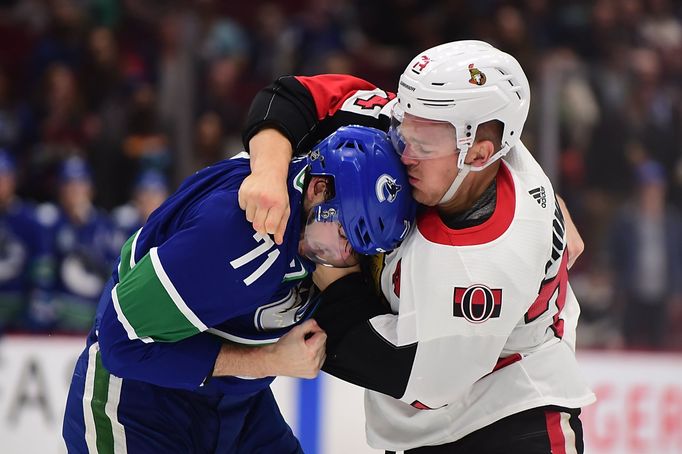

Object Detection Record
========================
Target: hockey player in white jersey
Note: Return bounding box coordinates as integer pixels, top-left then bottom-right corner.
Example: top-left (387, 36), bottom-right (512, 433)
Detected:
top-left (239, 40), bottom-right (595, 453)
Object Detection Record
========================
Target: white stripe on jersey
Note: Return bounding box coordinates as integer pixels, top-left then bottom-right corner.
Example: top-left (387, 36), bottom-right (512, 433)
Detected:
top-left (560, 411), bottom-right (578, 454)
top-left (83, 343), bottom-right (98, 453)
top-left (150, 247), bottom-right (208, 331)
top-left (105, 375), bottom-right (128, 454)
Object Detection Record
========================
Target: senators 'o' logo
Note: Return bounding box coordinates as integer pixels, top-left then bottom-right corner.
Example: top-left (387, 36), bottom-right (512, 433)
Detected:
top-left (453, 285), bottom-right (502, 323)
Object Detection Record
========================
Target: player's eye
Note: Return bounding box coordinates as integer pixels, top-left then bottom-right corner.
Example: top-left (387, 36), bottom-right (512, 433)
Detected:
top-left (338, 226), bottom-right (352, 253)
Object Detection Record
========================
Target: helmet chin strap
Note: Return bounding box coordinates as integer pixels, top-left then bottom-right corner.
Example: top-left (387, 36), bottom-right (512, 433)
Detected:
top-left (438, 143), bottom-right (472, 205)
top-left (438, 143), bottom-right (511, 205)
top-left (438, 163), bottom-right (471, 204)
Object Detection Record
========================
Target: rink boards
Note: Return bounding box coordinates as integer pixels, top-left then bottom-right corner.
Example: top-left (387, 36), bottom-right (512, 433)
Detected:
top-left (0, 335), bottom-right (680, 454)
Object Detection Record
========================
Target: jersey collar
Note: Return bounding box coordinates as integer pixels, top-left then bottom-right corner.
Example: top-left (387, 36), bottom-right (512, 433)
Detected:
top-left (417, 162), bottom-right (516, 246)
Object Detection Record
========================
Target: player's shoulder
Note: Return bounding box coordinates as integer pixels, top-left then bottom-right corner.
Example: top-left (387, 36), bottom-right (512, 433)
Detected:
top-left (502, 148), bottom-right (556, 223)
top-left (188, 189), bottom-right (281, 259)
top-left (190, 188), bottom-right (243, 227)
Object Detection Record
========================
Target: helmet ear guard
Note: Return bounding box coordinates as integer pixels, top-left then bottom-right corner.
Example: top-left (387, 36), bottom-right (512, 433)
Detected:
top-left (306, 125), bottom-right (417, 257)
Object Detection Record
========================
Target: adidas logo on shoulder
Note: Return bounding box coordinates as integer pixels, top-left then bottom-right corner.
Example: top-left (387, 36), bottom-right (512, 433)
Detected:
top-left (529, 186), bottom-right (547, 208)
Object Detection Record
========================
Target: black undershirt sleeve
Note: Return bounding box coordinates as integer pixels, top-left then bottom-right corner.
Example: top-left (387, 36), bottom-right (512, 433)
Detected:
top-left (313, 273), bottom-right (417, 399)
top-left (242, 75), bottom-right (391, 157)
top-left (242, 76), bottom-right (318, 156)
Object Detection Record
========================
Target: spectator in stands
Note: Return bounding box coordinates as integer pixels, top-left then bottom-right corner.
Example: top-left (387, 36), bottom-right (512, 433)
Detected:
top-left (33, 156), bottom-right (117, 333)
top-left (0, 67), bottom-right (32, 155)
top-left (26, 63), bottom-right (92, 202)
top-left (80, 26), bottom-right (132, 210)
top-left (122, 83), bottom-right (170, 177)
top-left (0, 150), bottom-right (52, 333)
top-left (608, 159), bottom-right (682, 349)
top-left (111, 169), bottom-right (169, 249)
top-left (0, 0), bottom-right (680, 349)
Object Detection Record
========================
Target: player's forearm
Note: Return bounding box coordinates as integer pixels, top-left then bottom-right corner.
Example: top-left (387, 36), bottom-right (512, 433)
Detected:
top-left (212, 342), bottom-right (276, 379)
top-left (314, 273), bottom-right (417, 399)
top-left (248, 128), bottom-right (292, 180)
top-left (98, 311), bottom-right (222, 390)
top-left (241, 76), bottom-right (318, 155)
top-left (556, 195), bottom-right (584, 268)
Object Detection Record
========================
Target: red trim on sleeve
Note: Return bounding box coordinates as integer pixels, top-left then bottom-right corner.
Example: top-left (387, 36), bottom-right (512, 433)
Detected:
top-left (410, 400), bottom-right (447, 410)
top-left (545, 411), bottom-right (567, 454)
top-left (491, 353), bottom-right (522, 372)
top-left (525, 251), bottom-right (569, 339)
top-left (411, 400), bottom-right (433, 410)
top-left (295, 75), bottom-right (379, 120)
top-left (417, 163), bottom-right (516, 246)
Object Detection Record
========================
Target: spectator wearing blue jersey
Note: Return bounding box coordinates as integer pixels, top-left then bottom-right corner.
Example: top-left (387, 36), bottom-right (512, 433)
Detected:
top-left (0, 150), bottom-right (53, 333)
top-left (608, 159), bottom-right (682, 349)
top-left (111, 169), bottom-right (169, 251)
top-left (32, 156), bottom-right (118, 333)
top-left (62, 126), bottom-right (416, 454)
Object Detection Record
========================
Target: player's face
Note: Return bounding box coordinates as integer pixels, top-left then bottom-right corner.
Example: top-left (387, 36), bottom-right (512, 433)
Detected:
top-left (389, 107), bottom-right (459, 160)
top-left (0, 173), bottom-right (16, 203)
top-left (60, 180), bottom-right (93, 210)
top-left (299, 218), bottom-right (357, 267)
top-left (135, 189), bottom-right (168, 222)
top-left (299, 201), bottom-right (358, 267)
top-left (396, 115), bottom-right (461, 206)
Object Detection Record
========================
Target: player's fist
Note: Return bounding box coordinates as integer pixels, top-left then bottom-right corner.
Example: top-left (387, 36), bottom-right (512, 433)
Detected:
top-left (239, 128), bottom-right (294, 245)
top-left (238, 172), bottom-right (290, 245)
top-left (269, 319), bottom-right (327, 378)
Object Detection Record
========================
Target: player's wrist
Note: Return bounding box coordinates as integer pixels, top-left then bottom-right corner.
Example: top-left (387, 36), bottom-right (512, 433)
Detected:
top-left (212, 343), bottom-right (272, 378)
top-left (257, 343), bottom-right (279, 377)
top-left (249, 128), bottom-right (293, 175)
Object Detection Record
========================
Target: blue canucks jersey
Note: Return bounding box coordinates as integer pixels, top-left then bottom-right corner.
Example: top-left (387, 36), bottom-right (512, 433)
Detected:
top-left (0, 200), bottom-right (52, 330)
top-left (96, 154), bottom-right (316, 394)
top-left (34, 202), bottom-right (118, 332)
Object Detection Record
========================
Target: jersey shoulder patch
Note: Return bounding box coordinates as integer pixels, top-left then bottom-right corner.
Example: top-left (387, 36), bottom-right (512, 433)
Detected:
top-left (340, 89), bottom-right (396, 118)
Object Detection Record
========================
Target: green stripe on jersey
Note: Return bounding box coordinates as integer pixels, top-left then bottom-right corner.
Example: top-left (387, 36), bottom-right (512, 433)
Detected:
top-left (84, 343), bottom-right (127, 454)
top-left (114, 248), bottom-right (203, 342)
top-left (117, 229), bottom-right (141, 281)
top-left (293, 165), bottom-right (307, 193)
top-left (92, 351), bottom-right (114, 454)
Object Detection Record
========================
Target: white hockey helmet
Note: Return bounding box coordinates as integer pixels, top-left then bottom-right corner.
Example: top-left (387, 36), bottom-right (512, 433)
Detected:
top-left (391, 40), bottom-right (531, 202)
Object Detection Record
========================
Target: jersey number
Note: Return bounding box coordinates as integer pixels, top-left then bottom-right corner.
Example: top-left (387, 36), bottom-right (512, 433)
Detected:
top-left (524, 252), bottom-right (569, 338)
top-left (229, 233), bottom-right (280, 286)
top-left (354, 93), bottom-right (395, 110)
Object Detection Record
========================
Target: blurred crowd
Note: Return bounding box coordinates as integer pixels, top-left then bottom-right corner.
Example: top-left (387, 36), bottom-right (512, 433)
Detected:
top-left (0, 0), bottom-right (681, 350)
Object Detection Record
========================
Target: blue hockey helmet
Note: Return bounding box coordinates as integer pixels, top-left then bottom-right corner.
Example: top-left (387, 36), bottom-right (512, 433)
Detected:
top-left (301, 125), bottom-right (416, 266)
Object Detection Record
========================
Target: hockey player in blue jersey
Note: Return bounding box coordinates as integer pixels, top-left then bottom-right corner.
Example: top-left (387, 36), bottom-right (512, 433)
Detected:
top-left (62, 125), bottom-right (416, 453)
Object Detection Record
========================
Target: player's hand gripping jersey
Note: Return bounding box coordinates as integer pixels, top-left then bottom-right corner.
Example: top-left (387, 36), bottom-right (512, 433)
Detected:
top-left (245, 74), bottom-right (595, 450)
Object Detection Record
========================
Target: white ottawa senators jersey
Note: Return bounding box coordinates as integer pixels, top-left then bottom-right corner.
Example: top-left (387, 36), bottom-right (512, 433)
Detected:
top-left (367, 142), bottom-right (595, 451)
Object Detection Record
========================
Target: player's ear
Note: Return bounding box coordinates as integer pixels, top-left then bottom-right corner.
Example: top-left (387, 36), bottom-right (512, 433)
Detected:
top-left (468, 140), bottom-right (495, 168)
top-left (306, 176), bottom-right (329, 204)
top-left (314, 177), bottom-right (329, 196)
